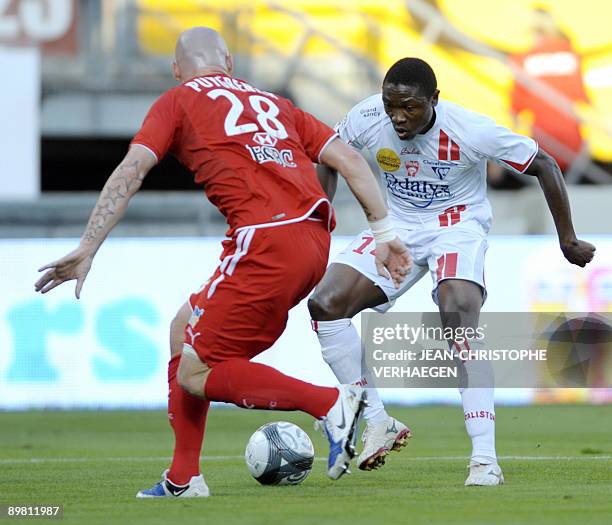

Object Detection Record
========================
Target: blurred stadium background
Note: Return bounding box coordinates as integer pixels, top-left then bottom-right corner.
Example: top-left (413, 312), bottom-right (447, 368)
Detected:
top-left (1, 0), bottom-right (611, 410)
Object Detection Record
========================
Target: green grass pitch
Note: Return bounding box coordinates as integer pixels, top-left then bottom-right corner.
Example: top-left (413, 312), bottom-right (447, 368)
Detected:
top-left (1, 405), bottom-right (611, 525)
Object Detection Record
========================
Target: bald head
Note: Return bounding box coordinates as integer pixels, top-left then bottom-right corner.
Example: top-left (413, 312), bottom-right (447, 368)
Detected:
top-left (173, 27), bottom-right (232, 81)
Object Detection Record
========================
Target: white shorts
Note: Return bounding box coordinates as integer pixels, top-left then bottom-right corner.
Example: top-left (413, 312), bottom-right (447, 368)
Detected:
top-left (333, 219), bottom-right (488, 311)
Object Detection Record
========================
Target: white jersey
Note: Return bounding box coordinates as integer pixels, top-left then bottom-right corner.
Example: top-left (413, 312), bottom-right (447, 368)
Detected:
top-left (335, 95), bottom-right (538, 231)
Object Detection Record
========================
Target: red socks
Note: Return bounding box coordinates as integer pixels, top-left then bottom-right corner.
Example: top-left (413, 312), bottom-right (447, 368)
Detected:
top-left (167, 354), bottom-right (210, 485)
top-left (205, 359), bottom-right (338, 419)
top-left (166, 356), bottom-right (338, 485)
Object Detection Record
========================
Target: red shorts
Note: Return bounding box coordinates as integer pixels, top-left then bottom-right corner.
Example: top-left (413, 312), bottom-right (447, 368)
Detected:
top-left (184, 220), bottom-right (330, 366)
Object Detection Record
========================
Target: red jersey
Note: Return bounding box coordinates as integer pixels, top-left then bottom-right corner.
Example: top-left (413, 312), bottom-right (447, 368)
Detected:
top-left (510, 37), bottom-right (588, 169)
top-left (131, 74), bottom-right (337, 235)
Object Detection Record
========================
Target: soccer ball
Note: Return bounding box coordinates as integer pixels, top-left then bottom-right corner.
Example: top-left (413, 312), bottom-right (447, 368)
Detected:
top-left (245, 421), bottom-right (315, 485)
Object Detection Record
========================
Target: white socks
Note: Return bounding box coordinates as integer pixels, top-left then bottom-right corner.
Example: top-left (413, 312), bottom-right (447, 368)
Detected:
top-left (313, 318), bottom-right (388, 424)
top-left (313, 318), bottom-right (498, 463)
top-left (457, 340), bottom-right (497, 464)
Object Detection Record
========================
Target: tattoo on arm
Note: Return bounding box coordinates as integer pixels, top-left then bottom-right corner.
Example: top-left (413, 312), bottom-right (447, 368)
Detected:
top-left (352, 192), bottom-right (373, 220)
top-left (354, 193), bottom-right (377, 221)
top-left (83, 159), bottom-right (145, 244)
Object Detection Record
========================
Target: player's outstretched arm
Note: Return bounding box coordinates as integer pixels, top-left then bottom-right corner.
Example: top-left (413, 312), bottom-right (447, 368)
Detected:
top-left (34, 145), bottom-right (156, 298)
top-left (524, 148), bottom-right (596, 267)
top-left (319, 138), bottom-right (412, 287)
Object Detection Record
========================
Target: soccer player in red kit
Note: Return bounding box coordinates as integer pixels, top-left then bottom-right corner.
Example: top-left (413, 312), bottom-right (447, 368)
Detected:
top-left (34, 27), bottom-right (410, 496)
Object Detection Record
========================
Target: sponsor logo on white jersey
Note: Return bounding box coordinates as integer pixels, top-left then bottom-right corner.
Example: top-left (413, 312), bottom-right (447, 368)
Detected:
top-left (422, 159), bottom-right (457, 180)
top-left (359, 106), bottom-right (381, 118)
top-left (384, 172), bottom-right (453, 208)
top-left (401, 146), bottom-right (421, 155)
top-left (376, 148), bottom-right (401, 172)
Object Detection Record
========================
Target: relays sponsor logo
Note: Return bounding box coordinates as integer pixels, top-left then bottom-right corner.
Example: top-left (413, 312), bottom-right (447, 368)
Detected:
top-left (384, 172), bottom-right (452, 208)
top-left (376, 148), bottom-right (401, 172)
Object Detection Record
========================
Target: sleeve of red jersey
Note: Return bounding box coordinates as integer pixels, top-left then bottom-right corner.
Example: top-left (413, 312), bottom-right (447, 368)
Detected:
top-left (292, 106), bottom-right (338, 163)
top-left (131, 90), bottom-right (179, 163)
top-left (472, 117), bottom-right (538, 174)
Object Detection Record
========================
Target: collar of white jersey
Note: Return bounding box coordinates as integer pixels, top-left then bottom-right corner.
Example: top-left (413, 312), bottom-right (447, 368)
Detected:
top-left (417, 105), bottom-right (441, 139)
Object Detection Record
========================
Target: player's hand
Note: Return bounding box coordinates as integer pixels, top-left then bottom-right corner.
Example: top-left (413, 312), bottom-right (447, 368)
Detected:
top-left (374, 237), bottom-right (412, 289)
top-left (34, 246), bottom-right (94, 298)
top-left (561, 238), bottom-right (596, 267)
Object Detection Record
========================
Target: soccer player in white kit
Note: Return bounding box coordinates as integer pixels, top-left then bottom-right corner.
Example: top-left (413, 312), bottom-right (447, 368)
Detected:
top-left (308, 58), bottom-right (596, 485)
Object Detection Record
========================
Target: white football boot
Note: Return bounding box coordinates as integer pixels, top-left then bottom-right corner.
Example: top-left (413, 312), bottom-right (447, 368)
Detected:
top-left (464, 461), bottom-right (505, 486)
top-left (358, 417), bottom-right (411, 471)
top-left (317, 385), bottom-right (367, 480)
top-left (136, 469), bottom-right (210, 498)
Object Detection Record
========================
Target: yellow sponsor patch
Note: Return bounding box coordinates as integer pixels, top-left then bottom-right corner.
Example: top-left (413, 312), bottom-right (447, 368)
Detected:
top-left (376, 148), bottom-right (401, 172)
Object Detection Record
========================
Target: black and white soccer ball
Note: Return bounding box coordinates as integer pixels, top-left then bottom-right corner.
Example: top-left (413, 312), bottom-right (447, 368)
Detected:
top-left (245, 421), bottom-right (315, 485)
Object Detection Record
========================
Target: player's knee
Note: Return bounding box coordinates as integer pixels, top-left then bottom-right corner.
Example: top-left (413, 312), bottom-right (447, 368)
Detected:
top-left (177, 365), bottom-right (203, 398)
top-left (176, 359), bottom-right (205, 397)
top-left (177, 363), bottom-right (193, 395)
top-left (308, 290), bottom-right (348, 321)
top-left (442, 293), bottom-right (473, 314)
top-left (438, 280), bottom-right (481, 314)
top-left (177, 355), bottom-right (211, 399)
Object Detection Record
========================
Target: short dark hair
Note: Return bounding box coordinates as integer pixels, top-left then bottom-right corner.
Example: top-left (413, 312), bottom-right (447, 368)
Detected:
top-left (383, 58), bottom-right (437, 97)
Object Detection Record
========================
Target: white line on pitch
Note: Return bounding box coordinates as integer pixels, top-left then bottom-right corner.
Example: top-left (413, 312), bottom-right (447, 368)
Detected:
top-left (0, 455), bottom-right (610, 465)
